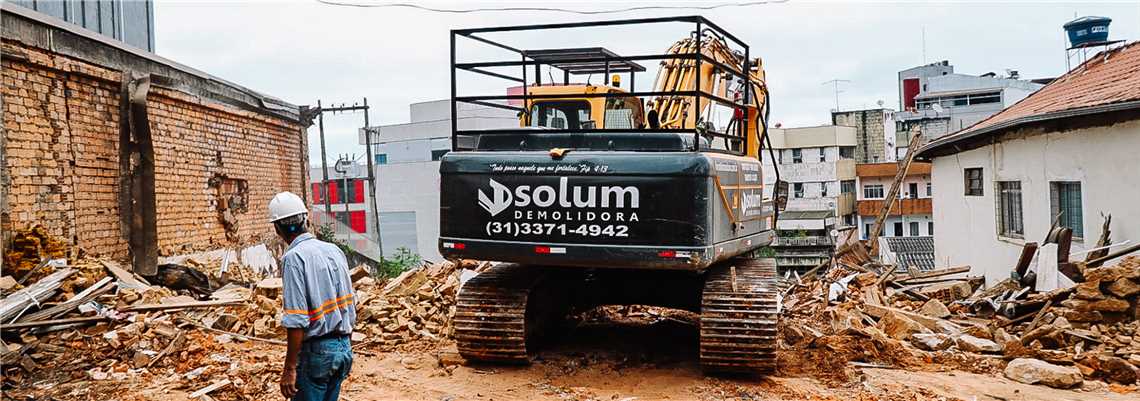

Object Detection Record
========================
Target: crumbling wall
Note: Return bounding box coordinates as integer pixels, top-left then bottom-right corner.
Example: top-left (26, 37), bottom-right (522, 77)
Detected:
top-left (2, 39), bottom-right (305, 258)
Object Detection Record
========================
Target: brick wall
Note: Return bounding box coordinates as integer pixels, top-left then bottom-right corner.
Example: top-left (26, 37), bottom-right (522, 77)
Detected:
top-left (833, 109), bottom-right (889, 163)
top-left (2, 39), bottom-right (306, 258)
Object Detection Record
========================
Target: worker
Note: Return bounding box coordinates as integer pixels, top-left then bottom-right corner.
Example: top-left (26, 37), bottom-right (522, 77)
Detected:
top-left (270, 191), bottom-right (356, 401)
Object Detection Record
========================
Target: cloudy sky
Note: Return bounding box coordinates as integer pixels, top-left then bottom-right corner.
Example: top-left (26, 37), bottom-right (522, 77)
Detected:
top-left (153, 1), bottom-right (1140, 164)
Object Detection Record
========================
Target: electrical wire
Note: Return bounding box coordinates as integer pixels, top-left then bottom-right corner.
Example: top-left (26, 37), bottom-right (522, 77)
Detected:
top-left (314, 0), bottom-right (789, 14)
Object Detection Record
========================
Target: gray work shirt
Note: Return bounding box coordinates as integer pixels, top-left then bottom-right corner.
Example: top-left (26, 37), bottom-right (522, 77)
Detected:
top-left (281, 233), bottom-right (356, 339)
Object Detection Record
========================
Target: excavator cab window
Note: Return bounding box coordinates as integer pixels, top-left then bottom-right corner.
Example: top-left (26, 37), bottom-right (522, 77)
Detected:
top-left (529, 101), bottom-right (591, 130)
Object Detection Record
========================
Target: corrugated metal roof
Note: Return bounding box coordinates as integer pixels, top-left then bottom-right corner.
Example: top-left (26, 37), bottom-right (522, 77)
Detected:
top-left (883, 236), bottom-right (936, 271)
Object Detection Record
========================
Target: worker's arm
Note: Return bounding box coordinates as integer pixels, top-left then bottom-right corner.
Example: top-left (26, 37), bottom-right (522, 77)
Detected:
top-left (280, 328), bottom-right (304, 398)
top-left (279, 254), bottom-right (309, 399)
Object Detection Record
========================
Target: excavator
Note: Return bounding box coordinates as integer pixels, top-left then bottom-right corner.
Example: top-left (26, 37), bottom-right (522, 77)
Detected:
top-left (439, 16), bottom-right (785, 375)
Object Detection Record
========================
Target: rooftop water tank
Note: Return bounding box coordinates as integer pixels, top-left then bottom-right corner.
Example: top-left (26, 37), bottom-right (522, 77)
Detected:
top-left (1064, 16), bottom-right (1112, 48)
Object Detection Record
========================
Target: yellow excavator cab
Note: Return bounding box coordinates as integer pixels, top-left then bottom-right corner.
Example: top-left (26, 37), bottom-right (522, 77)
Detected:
top-left (521, 85), bottom-right (646, 130)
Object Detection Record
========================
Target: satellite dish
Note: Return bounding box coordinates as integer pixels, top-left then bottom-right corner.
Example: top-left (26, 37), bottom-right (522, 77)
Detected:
top-left (876, 100), bottom-right (885, 107)
top-left (830, 229), bottom-right (839, 237)
top-left (931, 103), bottom-right (945, 113)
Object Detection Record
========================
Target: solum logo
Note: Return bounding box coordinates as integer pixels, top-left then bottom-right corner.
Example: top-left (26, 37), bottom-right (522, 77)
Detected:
top-left (477, 177), bottom-right (640, 217)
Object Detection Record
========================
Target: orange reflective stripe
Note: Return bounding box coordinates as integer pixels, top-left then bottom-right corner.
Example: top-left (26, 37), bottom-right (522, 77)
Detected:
top-left (283, 293), bottom-right (354, 318)
top-left (308, 296), bottom-right (355, 322)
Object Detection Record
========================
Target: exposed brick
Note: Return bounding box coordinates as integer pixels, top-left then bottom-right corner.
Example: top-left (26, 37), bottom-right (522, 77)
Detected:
top-left (3, 39), bottom-right (304, 259)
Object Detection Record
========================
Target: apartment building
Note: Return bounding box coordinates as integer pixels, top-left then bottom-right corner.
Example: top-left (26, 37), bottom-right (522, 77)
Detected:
top-left (854, 162), bottom-right (934, 239)
top-left (831, 108), bottom-right (897, 164)
top-left (761, 125), bottom-right (858, 226)
top-left (896, 60), bottom-right (1046, 141)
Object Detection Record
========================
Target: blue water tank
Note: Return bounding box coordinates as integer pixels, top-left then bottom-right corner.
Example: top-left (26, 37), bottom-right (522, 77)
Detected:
top-left (1064, 16), bottom-right (1112, 47)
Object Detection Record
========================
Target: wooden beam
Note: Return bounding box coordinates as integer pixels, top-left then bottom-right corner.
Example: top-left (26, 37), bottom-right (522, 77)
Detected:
top-left (896, 266), bottom-right (972, 282)
top-left (1, 316), bottom-right (108, 331)
top-left (868, 129), bottom-right (925, 255)
top-left (119, 299), bottom-right (242, 313)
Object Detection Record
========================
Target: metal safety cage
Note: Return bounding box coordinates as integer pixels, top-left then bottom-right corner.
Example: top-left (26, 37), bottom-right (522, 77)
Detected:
top-left (449, 16), bottom-right (756, 155)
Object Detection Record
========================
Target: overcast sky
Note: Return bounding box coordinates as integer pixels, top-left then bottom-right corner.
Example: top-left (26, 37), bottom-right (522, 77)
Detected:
top-left (153, 1), bottom-right (1140, 165)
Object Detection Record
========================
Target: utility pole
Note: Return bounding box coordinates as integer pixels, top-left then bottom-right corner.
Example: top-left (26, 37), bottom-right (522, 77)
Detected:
top-left (362, 98), bottom-right (384, 259)
top-left (318, 100), bottom-right (332, 215)
top-left (315, 99), bottom-right (382, 258)
top-left (822, 79), bottom-right (851, 112)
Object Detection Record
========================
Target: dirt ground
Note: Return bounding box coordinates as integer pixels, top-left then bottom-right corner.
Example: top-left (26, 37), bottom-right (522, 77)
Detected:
top-left (341, 321), bottom-right (1131, 401)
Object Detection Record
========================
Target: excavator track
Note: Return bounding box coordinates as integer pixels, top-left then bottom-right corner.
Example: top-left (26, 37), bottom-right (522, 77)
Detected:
top-left (699, 257), bottom-right (780, 374)
top-left (453, 263), bottom-right (548, 363)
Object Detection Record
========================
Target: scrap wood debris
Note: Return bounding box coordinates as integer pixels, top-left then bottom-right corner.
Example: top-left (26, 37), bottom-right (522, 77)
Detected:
top-left (0, 226), bottom-right (484, 400)
top-left (778, 230), bottom-right (1140, 391)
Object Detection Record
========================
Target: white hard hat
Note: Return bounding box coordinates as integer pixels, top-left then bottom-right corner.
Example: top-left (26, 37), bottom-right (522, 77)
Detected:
top-left (268, 192), bottom-right (307, 222)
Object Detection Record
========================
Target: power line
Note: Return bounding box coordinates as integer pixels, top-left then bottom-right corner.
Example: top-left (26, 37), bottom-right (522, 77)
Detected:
top-left (314, 0), bottom-right (789, 14)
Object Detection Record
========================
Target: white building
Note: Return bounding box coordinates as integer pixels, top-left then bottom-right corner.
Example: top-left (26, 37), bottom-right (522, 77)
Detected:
top-left (917, 42), bottom-right (1140, 285)
top-left (761, 125), bottom-right (858, 227)
top-left (854, 162), bottom-right (933, 240)
top-left (897, 60), bottom-right (1046, 141)
top-left (357, 100), bottom-right (517, 262)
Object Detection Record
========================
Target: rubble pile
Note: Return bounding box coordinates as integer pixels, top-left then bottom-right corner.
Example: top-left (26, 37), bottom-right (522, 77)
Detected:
top-left (779, 232), bottom-right (1140, 391)
top-left (351, 260), bottom-right (482, 348)
top-left (0, 226), bottom-right (481, 400)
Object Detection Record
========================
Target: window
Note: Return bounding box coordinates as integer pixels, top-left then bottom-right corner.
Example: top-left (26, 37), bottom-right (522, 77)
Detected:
top-left (839, 146), bottom-right (855, 159)
top-left (431, 149), bottom-right (449, 161)
top-left (910, 222), bottom-right (920, 236)
top-left (792, 149), bottom-right (802, 164)
top-left (893, 222), bottom-right (904, 237)
top-left (821, 182), bottom-right (829, 197)
top-left (793, 182), bottom-right (804, 198)
top-left (928, 222), bottom-right (934, 236)
top-left (908, 183), bottom-right (918, 199)
top-left (1050, 182), bottom-right (1083, 238)
top-left (964, 168), bottom-right (983, 196)
top-left (841, 180), bottom-right (855, 194)
top-left (864, 224), bottom-right (872, 239)
top-left (926, 182), bottom-right (932, 197)
top-left (530, 101), bottom-right (592, 129)
top-left (375, 154), bottom-right (388, 165)
top-left (863, 184), bottom-right (884, 199)
top-left (844, 214), bottom-right (855, 226)
top-left (997, 181), bottom-right (1024, 238)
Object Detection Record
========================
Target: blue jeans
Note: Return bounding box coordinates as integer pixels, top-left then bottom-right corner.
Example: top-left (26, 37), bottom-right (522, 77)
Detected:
top-left (294, 335), bottom-right (353, 401)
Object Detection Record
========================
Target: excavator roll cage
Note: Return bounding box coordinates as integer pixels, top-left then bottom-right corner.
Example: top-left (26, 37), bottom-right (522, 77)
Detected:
top-left (450, 16), bottom-right (768, 157)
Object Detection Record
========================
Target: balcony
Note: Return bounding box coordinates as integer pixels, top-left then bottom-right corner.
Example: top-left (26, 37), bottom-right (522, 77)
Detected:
top-left (856, 198), bottom-right (933, 216)
top-left (773, 236), bottom-right (835, 247)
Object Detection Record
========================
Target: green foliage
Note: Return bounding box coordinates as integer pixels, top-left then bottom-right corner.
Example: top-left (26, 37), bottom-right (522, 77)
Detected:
top-left (377, 247), bottom-right (421, 278)
top-left (313, 223), bottom-right (354, 257)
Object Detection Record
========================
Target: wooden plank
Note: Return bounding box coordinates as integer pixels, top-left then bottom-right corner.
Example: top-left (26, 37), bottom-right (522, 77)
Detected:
top-left (896, 266), bottom-right (972, 282)
top-left (189, 379), bottom-right (231, 398)
top-left (0, 268), bottom-right (74, 323)
top-left (868, 129), bottom-right (925, 255)
top-left (1, 316), bottom-right (108, 331)
top-left (119, 299), bottom-right (241, 313)
top-left (101, 260), bottom-right (150, 290)
top-left (16, 277), bottom-right (114, 323)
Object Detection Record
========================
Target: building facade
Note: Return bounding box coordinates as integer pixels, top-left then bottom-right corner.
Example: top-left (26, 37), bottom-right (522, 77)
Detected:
top-left (761, 125), bottom-right (858, 226)
top-left (917, 42), bottom-right (1140, 285)
top-left (896, 60), bottom-right (1045, 141)
top-left (8, 0), bottom-right (155, 52)
top-left (831, 108), bottom-right (897, 164)
top-left (854, 162), bottom-right (934, 240)
top-left (351, 100), bottom-right (517, 262)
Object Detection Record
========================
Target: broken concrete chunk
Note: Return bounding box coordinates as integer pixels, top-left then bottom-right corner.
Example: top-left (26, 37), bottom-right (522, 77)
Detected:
top-left (0, 276), bottom-right (17, 292)
top-left (878, 310), bottom-right (930, 340)
top-left (956, 334), bottom-right (1002, 353)
top-left (910, 333), bottom-right (952, 351)
top-left (1003, 358), bottom-right (1083, 388)
top-left (1106, 278), bottom-right (1140, 298)
top-left (1073, 280), bottom-right (1105, 300)
top-left (1099, 356), bottom-right (1139, 384)
top-left (918, 299), bottom-right (951, 319)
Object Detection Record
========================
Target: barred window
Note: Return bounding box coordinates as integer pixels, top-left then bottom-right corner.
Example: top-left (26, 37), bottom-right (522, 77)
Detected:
top-left (1050, 182), bottom-right (1083, 238)
top-left (841, 180), bottom-right (856, 194)
top-left (965, 168), bottom-right (983, 196)
top-left (997, 181), bottom-right (1024, 238)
